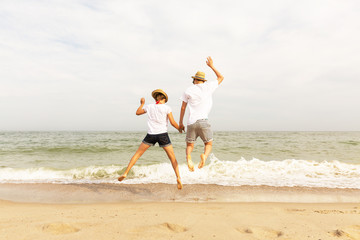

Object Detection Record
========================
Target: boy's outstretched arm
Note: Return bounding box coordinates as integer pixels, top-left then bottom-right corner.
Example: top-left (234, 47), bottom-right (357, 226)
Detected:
top-left (136, 98), bottom-right (146, 115)
top-left (168, 112), bottom-right (182, 133)
top-left (206, 56), bottom-right (224, 85)
top-left (178, 101), bottom-right (187, 132)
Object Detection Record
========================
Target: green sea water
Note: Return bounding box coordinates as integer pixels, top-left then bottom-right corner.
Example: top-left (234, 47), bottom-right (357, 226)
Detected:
top-left (1, 131), bottom-right (359, 169)
top-left (0, 131), bottom-right (359, 187)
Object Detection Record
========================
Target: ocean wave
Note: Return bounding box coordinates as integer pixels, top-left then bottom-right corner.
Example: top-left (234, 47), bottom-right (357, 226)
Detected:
top-left (0, 155), bottom-right (359, 188)
top-left (339, 140), bottom-right (360, 146)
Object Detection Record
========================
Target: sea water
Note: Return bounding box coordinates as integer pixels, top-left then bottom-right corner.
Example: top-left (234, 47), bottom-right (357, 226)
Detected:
top-left (0, 131), bottom-right (359, 188)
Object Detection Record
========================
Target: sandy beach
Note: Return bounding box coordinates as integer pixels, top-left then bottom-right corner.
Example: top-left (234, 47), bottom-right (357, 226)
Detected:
top-left (1, 200), bottom-right (360, 240)
top-left (1, 183), bottom-right (360, 240)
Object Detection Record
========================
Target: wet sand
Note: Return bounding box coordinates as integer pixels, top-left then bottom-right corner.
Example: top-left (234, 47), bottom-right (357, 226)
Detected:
top-left (1, 183), bottom-right (360, 239)
top-left (1, 183), bottom-right (360, 203)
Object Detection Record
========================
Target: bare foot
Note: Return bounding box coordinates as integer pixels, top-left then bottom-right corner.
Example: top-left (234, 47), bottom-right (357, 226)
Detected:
top-left (198, 154), bottom-right (206, 169)
top-left (118, 174), bottom-right (126, 182)
top-left (177, 178), bottom-right (183, 190)
top-left (187, 155), bottom-right (194, 172)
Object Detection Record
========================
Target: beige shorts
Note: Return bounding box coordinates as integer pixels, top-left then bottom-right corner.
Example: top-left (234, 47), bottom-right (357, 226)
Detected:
top-left (186, 119), bottom-right (213, 143)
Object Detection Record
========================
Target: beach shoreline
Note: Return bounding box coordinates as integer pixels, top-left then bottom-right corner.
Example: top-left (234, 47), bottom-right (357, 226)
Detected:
top-left (1, 183), bottom-right (360, 203)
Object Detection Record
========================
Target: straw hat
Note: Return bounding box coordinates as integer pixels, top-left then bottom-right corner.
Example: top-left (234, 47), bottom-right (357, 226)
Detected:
top-left (152, 89), bottom-right (168, 103)
top-left (191, 71), bottom-right (207, 81)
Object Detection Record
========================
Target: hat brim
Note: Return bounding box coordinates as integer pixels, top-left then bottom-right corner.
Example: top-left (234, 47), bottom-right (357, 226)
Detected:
top-left (191, 76), bottom-right (207, 81)
top-left (152, 89), bottom-right (168, 103)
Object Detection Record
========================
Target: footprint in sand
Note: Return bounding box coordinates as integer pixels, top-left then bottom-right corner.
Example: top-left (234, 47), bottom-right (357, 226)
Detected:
top-left (42, 223), bottom-right (80, 235)
top-left (133, 222), bottom-right (188, 234)
top-left (286, 208), bottom-right (306, 212)
top-left (315, 209), bottom-right (345, 214)
top-left (160, 222), bottom-right (188, 233)
top-left (331, 229), bottom-right (345, 237)
top-left (316, 209), bottom-right (360, 214)
top-left (330, 225), bottom-right (360, 239)
top-left (237, 227), bottom-right (284, 238)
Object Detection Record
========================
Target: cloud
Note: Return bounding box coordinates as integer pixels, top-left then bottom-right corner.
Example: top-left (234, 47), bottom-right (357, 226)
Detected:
top-left (1, 0), bottom-right (359, 130)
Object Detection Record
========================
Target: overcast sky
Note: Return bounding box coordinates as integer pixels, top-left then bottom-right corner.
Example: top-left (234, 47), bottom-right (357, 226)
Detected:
top-left (1, 0), bottom-right (359, 131)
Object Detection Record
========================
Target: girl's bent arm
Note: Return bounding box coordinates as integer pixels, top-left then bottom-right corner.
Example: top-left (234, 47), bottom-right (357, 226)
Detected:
top-left (136, 98), bottom-right (146, 115)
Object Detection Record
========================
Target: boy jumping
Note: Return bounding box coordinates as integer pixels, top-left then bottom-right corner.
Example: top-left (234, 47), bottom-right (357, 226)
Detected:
top-left (179, 57), bottom-right (224, 171)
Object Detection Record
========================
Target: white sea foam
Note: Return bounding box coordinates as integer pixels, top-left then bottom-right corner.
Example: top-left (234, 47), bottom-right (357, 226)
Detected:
top-left (1, 155), bottom-right (360, 188)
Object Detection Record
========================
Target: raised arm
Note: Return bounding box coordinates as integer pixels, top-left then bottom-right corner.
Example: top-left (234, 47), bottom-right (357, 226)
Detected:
top-left (206, 56), bottom-right (224, 84)
top-left (136, 98), bottom-right (146, 115)
top-left (178, 101), bottom-right (187, 133)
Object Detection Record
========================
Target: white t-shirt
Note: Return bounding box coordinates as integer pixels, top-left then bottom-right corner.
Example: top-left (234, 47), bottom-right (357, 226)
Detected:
top-left (143, 104), bottom-right (172, 134)
top-left (180, 81), bottom-right (218, 125)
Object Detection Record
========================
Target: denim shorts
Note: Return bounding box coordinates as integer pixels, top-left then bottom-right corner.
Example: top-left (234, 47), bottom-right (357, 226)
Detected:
top-left (186, 119), bottom-right (213, 143)
top-left (142, 132), bottom-right (172, 147)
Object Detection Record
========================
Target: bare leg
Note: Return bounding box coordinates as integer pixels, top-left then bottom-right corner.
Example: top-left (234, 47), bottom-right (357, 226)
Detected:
top-left (186, 142), bottom-right (195, 172)
top-left (199, 141), bottom-right (212, 169)
top-left (118, 143), bottom-right (151, 181)
top-left (163, 145), bottom-right (182, 190)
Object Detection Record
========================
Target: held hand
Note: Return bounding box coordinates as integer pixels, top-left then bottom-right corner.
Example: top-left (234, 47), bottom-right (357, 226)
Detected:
top-left (178, 124), bottom-right (185, 133)
top-left (206, 56), bottom-right (214, 68)
top-left (140, 98), bottom-right (145, 105)
top-left (178, 126), bottom-right (185, 133)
